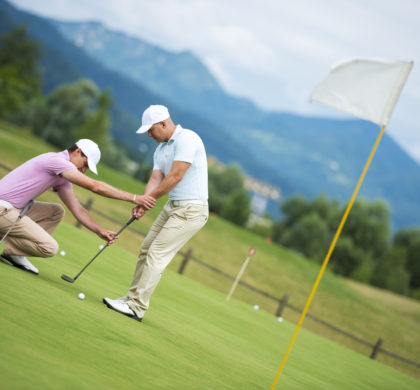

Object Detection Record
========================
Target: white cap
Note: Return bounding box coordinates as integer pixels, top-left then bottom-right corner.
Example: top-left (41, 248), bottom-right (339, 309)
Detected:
top-left (76, 139), bottom-right (101, 175)
top-left (136, 105), bottom-right (170, 134)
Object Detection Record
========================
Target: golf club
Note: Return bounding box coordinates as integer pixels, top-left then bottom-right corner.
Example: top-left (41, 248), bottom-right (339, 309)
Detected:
top-left (0, 200), bottom-right (34, 245)
top-left (61, 215), bottom-right (136, 283)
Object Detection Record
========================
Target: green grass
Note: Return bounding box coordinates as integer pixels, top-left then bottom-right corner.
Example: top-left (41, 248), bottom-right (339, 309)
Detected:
top-left (1, 222), bottom-right (418, 390)
top-left (1, 122), bottom-right (420, 386)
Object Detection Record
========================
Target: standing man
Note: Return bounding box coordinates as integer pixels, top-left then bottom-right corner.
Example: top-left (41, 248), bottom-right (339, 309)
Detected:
top-left (103, 105), bottom-right (208, 322)
top-left (0, 139), bottom-right (156, 275)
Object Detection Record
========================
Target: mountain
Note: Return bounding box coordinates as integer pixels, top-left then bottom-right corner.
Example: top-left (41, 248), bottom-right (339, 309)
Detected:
top-left (0, 0), bottom-right (285, 191)
top-left (2, 0), bottom-right (420, 228)
top-left (51, 19), bottom-right (420, 229)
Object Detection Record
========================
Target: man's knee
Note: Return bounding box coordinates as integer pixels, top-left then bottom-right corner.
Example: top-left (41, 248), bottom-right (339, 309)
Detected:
top-left (38, 238), bottom-right (59, 258)
top-left (52, 204), bottom-right (65, 220)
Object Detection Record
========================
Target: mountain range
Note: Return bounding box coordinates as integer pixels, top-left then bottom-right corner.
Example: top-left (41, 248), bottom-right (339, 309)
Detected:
top-left (1, 0), bottom-right (420, 229)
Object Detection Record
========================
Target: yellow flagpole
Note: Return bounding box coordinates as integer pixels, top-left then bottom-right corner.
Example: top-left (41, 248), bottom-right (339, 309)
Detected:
top-left (270, 124), bottom-right (386, 390)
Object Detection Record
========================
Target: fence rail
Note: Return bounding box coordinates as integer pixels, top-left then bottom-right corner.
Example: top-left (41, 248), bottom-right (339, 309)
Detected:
top-left (1, 159), bottom-right (419, 370)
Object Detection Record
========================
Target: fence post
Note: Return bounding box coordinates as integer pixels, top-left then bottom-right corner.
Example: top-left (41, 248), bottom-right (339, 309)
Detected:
top-left (76, 197), bottom-right (94, 228)
top-left (178, 247), bottom-right (193, 275)
top-left (275, 293), bottom-right (289, 317)
top-left (370, 338), bottom-right (383, 359)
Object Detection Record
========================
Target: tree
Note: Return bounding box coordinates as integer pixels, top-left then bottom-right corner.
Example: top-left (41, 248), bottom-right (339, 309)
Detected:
top-left (341, 199), bottom-right (391, 260)
top-left (331, 236), bottom-right (366, 277)
top-left (281, 212), bottom-right (330, 261)
top-left (273, 194), bottom-right (397, 294)
top-left (280, 195), bottom-right (308, 229)
top-left (208, 163), bottom-right (251, 226)
top-left (371, 246), bottom-right (410, 295)
top-left (394, 228), bottom-right (420, 291)
top-left (0, 26), bottom-right (41, 118)
top-left (74, 88), bottom-right (112, 145)
top-left (220, 189), bottom-right (251, 226)
top-left (30, 79), bottom-right (109, 148)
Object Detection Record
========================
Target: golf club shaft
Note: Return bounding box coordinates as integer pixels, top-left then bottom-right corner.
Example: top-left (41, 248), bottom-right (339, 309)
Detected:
top-left (71, 215), bottom-right (136, 281)
top-left (0, 200), bottom-right (34, 244)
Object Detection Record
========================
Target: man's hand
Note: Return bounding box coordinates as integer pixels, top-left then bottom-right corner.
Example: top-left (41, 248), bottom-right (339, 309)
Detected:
top-left (134, 195), bottom-right (156, 210)
top-left (98, 229), bottom-right (118, 245)
top-left (132, 205), bottom-right (146, 220)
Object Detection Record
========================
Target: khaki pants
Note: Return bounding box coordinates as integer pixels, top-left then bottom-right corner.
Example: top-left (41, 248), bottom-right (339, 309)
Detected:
top-left (124, 201), bottom-right (208, 318)
top-left (0, 201), bottom-right (64, 257)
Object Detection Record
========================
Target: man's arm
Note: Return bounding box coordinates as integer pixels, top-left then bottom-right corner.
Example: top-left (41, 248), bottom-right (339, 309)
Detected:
top-left (57, 188), bottom-right (118, 243)
top-left (60, 169), bottom-right (155, 209)
top-left (131, 169), bottom-right (164, 219)
top-left (144, 169), bottom-right (165, 196)
top-left (131, 162), bottom-right (190, 219)
top-left (148, 161), bottom-right (191, 199)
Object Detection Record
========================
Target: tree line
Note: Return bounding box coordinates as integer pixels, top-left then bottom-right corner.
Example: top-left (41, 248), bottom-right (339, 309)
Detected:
top-left (269, 195), bottom-right (420, 300)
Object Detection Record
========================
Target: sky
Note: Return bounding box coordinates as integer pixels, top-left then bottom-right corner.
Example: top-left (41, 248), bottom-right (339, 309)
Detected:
top-left (9, 0), bottom-right (420, 162)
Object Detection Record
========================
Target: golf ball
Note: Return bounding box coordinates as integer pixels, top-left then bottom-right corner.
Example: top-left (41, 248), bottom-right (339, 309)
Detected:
top-left (78, 293), bottom-right (85, 300)
top-left (60, 250), bottom-right (66, 256)
top-left (99, 245), bottom-right (104, 250)
top-left (277, 317), bottom-right (284, 323)
top-left (253, 304), bottom-right (259, 310)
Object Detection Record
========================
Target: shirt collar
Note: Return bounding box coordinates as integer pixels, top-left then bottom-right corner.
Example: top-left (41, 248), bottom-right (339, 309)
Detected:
top-left (167, 125), bottom-right (182, 145)
top-left (61, 149), bottom-right (70, 160)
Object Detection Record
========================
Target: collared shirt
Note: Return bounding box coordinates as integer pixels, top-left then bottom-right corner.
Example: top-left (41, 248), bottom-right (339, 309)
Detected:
top-left (153, 125), bottom-right (208, 200)
top-left (0, 150), bottom-right (75, 208)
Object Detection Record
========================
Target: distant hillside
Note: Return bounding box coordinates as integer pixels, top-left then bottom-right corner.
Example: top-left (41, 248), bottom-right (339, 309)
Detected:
top-left (0, 0), bottom-right (286, 192)
top-left (52, 19), bottom-right (420, 229)
top-left (2, 0), bottom-right (420, 228)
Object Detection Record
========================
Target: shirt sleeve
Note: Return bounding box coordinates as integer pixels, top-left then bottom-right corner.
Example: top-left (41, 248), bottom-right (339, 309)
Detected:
top-left (45, 154), bottom-right (77, 176)
top-left (53, 179), bottom-right (73, 192)
top-left (45, 154), bottom-right (76, 191)
top-left (174, 131), bottom-right (198, 164)
top-left (153, 149), bottom-right (160, 171)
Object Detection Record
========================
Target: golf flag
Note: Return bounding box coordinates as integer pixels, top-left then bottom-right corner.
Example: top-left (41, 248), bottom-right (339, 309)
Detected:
top-left (271, 58), bottom-right (413, 390)
top-left (310, 58), bottom-right (413, 125)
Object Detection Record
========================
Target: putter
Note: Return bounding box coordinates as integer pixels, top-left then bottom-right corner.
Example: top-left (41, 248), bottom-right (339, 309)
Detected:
top-left (0, 200), bottom-right (34, 245)
top-left (61, 215), bottom-right (136, 283)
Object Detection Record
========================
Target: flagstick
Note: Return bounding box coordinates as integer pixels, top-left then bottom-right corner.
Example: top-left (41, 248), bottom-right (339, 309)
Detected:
top-left (226, 255), bottom-right (251, 301)
top-left (270, 125), bottom-right (386, 390)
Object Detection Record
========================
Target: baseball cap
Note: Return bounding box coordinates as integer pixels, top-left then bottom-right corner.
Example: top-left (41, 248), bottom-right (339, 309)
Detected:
top-left (76, 139), bottom-right (101, 175)
top-left (136, 105), bottom-right (170, 134)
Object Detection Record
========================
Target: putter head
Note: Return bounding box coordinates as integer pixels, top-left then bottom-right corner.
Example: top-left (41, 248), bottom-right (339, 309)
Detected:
top-left (61, 274), bottom-right (75, 283)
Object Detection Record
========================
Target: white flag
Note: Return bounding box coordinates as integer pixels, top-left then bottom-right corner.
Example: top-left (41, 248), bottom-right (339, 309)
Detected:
top-left (310, 58), bottom-right (413, 126)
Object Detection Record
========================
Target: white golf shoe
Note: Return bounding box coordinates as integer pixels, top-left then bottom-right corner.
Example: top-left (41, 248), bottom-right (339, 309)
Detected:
top-left (0, 253), bottom-right (39, 275)
top-left (103, 297), bottom-right (142, 322)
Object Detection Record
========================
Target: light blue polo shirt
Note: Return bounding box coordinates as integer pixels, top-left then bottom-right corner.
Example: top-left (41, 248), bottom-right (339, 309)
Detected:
top-left (153, 125), bottom-right (208, 200)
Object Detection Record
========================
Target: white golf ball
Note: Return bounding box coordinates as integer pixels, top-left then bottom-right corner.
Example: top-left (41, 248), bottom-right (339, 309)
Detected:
top-left (60, 250), bottom-right (66, 256)
top-left (253, 304), bottom-right (259, 310)
top-left (277, 317), bottom-right (284, 322)
top-left (78, 293), bottom-right (85, 300)
top-left (99, 245), bottom-right (104, 250)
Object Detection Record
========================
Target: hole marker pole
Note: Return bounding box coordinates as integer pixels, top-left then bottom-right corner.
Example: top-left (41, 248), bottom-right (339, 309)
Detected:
top-left (226, 247), bottom-right (256, 301)
top-left (270, 125), bottom-right (386, 389)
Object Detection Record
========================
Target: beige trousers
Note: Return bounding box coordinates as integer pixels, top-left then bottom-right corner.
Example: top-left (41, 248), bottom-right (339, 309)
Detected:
top-left (123, 201), bottom-right (208, 318)
top-left (0, 201), bottom-right (64, 257)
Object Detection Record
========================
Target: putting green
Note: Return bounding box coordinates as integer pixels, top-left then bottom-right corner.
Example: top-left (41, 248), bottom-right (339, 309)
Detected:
top-left (0, 222), bottom-right (418, 389)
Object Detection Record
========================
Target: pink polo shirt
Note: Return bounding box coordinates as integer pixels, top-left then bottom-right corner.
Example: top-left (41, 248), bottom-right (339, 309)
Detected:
top-left (0, 150), bottom-right (76, 208)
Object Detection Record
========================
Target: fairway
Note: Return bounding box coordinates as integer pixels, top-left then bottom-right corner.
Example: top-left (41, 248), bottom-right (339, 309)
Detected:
top-left (1, 222), bottom-right (418, 390)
